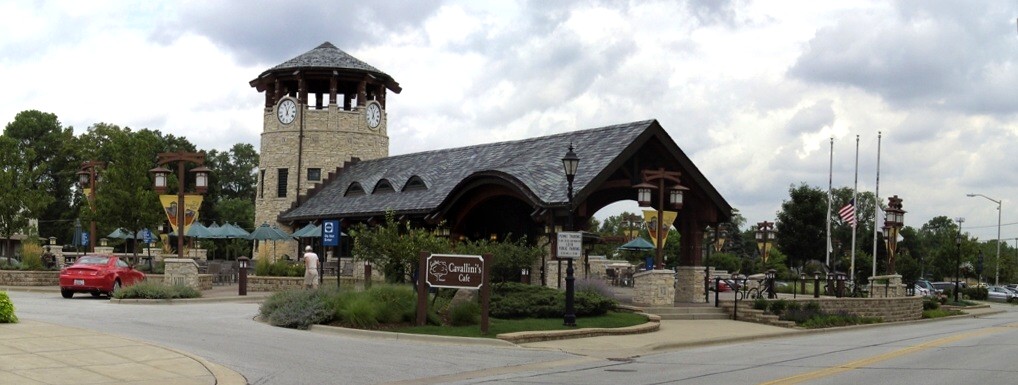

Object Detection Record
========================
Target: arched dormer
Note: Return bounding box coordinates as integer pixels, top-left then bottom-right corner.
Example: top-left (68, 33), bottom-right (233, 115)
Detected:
top-left (402, 175), bottom-right (427, 192)
top-left (344, 182), bottom-right (365, 196)
top-left (373, 179), bottom-right (394, 194)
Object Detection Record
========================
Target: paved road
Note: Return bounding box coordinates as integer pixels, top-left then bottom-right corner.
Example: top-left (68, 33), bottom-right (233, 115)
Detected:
top-left (7, 291), bottom-right (576, 385)
top-left (11, 290), bottom-right (1018, 384)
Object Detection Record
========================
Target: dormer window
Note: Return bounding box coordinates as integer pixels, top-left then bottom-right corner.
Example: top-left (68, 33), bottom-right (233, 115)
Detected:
top-left (373, 179), bottom-right (394, 194)
top-left (344, 182), bottom-right (365, 196)
top-left (402, 175), bottom-right (427, 191)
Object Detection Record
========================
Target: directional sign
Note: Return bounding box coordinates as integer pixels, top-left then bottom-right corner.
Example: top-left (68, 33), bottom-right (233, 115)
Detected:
top-left (557, 231), bottom-right (583, 259)
top-left (426, 254), bottom-right (485, 289)
top-left (142, 229), bottom-right (153, 244)
top-left (322, 220), bottom-right (340, 247)
top-left (81, 232), bottom-right (90, 247)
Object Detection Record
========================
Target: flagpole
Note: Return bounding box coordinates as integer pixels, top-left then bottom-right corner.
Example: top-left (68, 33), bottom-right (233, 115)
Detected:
top-left (850, 135), bottom-right (859, 282)
top-left (826, 137), bottom-right (833, 268)
top-left (872, 132), bottom-right (882, 278)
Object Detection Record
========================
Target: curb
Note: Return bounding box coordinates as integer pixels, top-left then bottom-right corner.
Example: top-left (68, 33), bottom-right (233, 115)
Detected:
top-left (110, 294), bottom-right (272, 305)
top-left (309, 324), bottom-right (518, 347)
top-left (498, 315), bottom-right (660, 344)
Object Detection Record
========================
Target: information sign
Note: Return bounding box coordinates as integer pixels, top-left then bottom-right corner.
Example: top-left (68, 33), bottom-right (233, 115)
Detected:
top-left (426, 254), bottom-right (485, 289)
top-left (557, 231), bottom-right (583, 259)
top-left (322, 220), bottom-right (340, 247)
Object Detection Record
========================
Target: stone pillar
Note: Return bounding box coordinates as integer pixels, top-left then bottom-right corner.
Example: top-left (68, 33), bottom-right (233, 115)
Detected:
top-left (674, 266), bottom-right (706, 303)
top-left (632, 270), bottom-right (676, 306)
top-left (868, 274), bottom-right (904, 298)
top-left (163, 258), bottom-right (201, 290)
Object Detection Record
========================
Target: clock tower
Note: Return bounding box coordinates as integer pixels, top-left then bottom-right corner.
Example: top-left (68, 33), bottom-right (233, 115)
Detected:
top-left (250, 42), bottom-right (400, 242)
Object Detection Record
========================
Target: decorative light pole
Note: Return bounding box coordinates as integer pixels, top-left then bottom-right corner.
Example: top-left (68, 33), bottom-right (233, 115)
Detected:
top-left (755, 221), bottom-right (774, 263)
top-left (955, 217), bottom-right (964, 303)
top-left (561, 144), bottom-right (580, 327)
top-left (150, 152), bottom-right (210, 260)
top-left (77, 161), bottom-right (104, 252)
top-left (622, 212), bottom-right (642, 241)
top-left (882, 195), bottom-right (905, 274)
top-left (966, 193), bottom-right (1001, 286)
top-left (633, 168), bottom-right (687, 269)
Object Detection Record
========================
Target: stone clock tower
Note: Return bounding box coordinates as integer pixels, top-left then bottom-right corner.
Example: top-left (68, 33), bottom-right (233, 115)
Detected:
top-left (250, 42), bottom-right (401, 240)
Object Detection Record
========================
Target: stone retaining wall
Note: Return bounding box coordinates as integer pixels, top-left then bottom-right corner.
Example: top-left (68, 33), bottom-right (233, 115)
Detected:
top-left (145, 274), bottom-right (213, 291)
top-left (246, 276), bottom-right (305, 292)
top-left (0, 270), bottom-right (59, 286)
top-left (729, 296), bottom-right (923, 323)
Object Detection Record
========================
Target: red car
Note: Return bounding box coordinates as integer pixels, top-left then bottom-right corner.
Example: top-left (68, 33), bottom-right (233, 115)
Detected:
top-left (59, 255), bottom-right (145, 298)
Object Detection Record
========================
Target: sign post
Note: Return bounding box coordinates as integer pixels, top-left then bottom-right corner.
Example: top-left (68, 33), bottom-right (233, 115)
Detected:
top-left (322, 220), bottom-right (340, 288)
top-left (416, 252), bottom-right (492, 333)
top-left (557, 232), bottom-right (582, 259)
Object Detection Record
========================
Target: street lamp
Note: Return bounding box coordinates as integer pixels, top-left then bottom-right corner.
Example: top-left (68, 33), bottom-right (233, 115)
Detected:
top-left (622, 213), bottom-right (642, 241)
top-left (882, 195), bottom-right (905, 275)
top-left (755, 221), bottom-right (774, 263)
top-left (150, 152), bottom-right (210, 260)
top-left (955, 217), bottom-right (964, 303)
top-left (561, 144), bottom-right (579, 327)
top-left (77, 161), bottom-right (104, 252)
top-left (966, 193), bottom-right (1002, 286)
top-left (633, 168), bottom-right (688, 269)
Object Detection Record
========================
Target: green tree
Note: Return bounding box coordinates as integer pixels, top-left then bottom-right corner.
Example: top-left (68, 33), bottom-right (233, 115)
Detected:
top-left (775, 183), bottom-right (827, 269)
top-left (79, 125), bottom-right (164, 263)
top-left (351, 213), bottom-right (451, 283)
top-left (3, 110), bottom-right (78, 243)
top-left (0, 136), bottom-right (52, 262)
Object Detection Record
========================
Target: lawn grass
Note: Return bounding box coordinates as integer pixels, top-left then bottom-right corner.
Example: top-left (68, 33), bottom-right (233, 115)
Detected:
top-left (392, 311), bottom-right (648, 338)
top-left (922, 308), bottom-right (963, 319)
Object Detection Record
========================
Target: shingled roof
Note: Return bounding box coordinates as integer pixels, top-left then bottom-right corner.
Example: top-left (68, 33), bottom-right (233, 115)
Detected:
top-left (279, 120), bottom-right (660, 222)
top-left (251, 42), bottom-right (401, 92)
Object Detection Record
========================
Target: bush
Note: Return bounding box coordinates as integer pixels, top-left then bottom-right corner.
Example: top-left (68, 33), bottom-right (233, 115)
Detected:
top-left (575, 278), bottom-right (616, 300)
top-left (769, 299), bottom-right (788, 315)
top-left (785, 301), bottom-right (802, 312)
top-left (339, 296), bottom-right (379, 329)
top-left (365, 285), bottom-right (416, 324)
top-left (490, 282), bottom-right (617, 319)
top-left (800, 311), bottom-right (881, 328)
top-left (448, 300), bottom-right (481, 326)
top-left (260, 289), bottom-right (331, 329)
top-left (255, 258), bottom-right (304, 277)
top-left (923, 297), bottom-right (941, 310)
top-left (20, 253), bottom-right (45, 271)
top-left (112, 281), bottom-right (202, 299)
top-left (804, 301), bottom-right (821, 312)
top-left (0, 291), bottom-right (17, 323)
top-left (962, 287), bottom-right (987, 300)
top-left (753, 298), bottom-right (768, 310)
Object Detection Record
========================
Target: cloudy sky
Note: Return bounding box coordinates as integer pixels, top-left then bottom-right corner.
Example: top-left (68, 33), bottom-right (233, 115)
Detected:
top-left (1, 1), bottom-right (1015, 242)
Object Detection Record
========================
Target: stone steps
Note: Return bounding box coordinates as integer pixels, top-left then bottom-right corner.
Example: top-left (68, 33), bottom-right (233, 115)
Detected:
top-left (718, 303), bottom-right (798, 328)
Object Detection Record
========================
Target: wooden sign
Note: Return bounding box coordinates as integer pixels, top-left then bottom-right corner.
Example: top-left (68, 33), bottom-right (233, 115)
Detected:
top-left (416, 252), bottom-right (492, 333)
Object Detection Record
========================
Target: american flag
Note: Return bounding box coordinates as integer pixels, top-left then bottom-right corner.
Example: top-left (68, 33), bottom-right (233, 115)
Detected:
top-left (838, 199), bottom-right (856, 227)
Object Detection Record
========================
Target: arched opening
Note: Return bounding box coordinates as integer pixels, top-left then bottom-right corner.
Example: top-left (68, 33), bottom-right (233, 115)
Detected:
top-left (455, 195), bottom-right (539, 244)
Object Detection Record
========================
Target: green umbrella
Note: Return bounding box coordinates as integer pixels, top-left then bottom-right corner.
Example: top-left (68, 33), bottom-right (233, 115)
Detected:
top-left (618, 238), bottom-right (655, 251)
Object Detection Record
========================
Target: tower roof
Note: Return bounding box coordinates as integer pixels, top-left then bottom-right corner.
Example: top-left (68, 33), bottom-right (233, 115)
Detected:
top-left (250, 42), bottom-right (401, 93)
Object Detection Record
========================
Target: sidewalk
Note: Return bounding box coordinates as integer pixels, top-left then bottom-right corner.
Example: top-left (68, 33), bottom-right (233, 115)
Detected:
top-left (1, 285), bottom-right (255, 385)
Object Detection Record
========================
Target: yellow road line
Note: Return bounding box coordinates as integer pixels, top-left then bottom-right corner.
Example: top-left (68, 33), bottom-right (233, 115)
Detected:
top-left (760, 327), bottom-right (1008, 385)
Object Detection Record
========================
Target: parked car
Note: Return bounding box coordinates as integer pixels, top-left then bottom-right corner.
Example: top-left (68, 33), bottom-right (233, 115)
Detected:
top-left (916, 280), bottom-right (940, 295)
top-left (986, 286), bottom-right (1015, 302)
top-left (914, 284), bottom-right (931, 297)
top-left (931, 281), bottom-right (966, 293)
top-left (59, 255), bottom-right (145, 298)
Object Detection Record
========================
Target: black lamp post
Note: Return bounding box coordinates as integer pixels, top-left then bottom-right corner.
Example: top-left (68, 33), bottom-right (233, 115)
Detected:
top-left (150, 152), bottom-right (210, 260)
top-left (882, 195), bottom-right (905, 274)
top-left (634, 168), bottom-right (687, 269)
top-left (562, 144), bottom-right (579, 327)
top-left (955, 230), bottom-right (962, 303)
top-left (77, 160), bottom-right (104, 253)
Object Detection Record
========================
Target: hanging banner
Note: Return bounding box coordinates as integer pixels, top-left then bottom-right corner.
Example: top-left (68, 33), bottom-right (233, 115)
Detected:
top-left (643, 210), bottom-right (677, 248)
top-left (160, 195), bottom-right (203, 235)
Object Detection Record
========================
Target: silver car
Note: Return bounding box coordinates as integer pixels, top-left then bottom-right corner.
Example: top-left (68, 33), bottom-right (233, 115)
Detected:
top-left (987, 286), bottom-right (1014, 302)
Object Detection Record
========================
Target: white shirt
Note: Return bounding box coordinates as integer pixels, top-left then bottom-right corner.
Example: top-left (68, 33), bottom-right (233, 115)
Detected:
top-left (303, 252), bottom-right (319, 272)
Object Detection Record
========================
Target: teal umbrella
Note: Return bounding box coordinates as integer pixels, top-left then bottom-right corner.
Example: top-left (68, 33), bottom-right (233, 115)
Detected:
top-left (185, 222), bottom-right (214, 238)
top-left (106, 228), bottom-right (131, 239)
top-left (292, 223), bottom-right (321, 238)
top-left (224, 222), bottom-right (251, 239)
top-left (250, 222), bottom-right (291, 259)
top-left (618, 238), bottom-right (655, 251)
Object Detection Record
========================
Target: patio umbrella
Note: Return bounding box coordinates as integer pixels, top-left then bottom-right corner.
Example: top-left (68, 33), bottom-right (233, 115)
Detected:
top-left (185, 222), bottom-right (213, 238)
top-left (106, 228), bottom-right (131, 239)
top-left (223, 222), bottom-right (251, 239)
top-left (206, 222), bottom-right (226, 239)
top-left (250, 222), bottom-right (291, 260)
top-left (618, 238), bottom-right (655, 251)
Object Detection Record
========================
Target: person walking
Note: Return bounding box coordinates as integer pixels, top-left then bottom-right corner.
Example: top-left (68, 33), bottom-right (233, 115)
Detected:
top-left (303, 245), bottom-right (320, 289)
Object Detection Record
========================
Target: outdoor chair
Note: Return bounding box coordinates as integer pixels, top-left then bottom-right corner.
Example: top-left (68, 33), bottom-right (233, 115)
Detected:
top-left (323, 261), bottom-right (338, 276)
top-left (340, 261), bottom-right (355, 277)
top-left (207, 262), bottom-right (222, 285)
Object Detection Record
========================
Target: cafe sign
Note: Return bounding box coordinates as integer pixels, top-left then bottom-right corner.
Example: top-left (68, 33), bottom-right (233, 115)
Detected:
top-left (426, 254), bottom-right (484, 289)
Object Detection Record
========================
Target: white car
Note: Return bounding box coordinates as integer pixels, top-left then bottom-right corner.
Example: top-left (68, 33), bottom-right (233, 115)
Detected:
top-left (914, 284), bottom-right (931, 297)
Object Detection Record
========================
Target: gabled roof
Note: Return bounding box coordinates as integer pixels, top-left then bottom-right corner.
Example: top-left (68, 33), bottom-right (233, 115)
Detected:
top-left (279, 119), bottom-right (733, 223)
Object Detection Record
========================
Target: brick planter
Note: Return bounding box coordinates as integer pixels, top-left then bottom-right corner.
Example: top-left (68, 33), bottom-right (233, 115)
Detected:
top-left (0, 270), bottom-right (59, 286)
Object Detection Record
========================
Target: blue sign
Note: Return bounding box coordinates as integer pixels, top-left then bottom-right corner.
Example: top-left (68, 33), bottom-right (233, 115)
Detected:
top-left (142, 229), bottom-right (153, 244)
top-left (81, 232), bottom-right (89, 247)
top-left (322, 220), bottom-right (340, 247)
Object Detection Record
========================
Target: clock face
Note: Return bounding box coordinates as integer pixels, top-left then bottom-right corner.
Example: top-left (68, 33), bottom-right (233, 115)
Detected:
top-left (277, 99), bottom-right (297, 125)
top-left (365, 102), bottom-right (382, 128)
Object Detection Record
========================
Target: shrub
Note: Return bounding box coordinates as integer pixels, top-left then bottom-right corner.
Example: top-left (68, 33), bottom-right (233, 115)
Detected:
top-left (922, 297), bottom-right (941, 310)
top-left (803, 301), bottom-right (821, 312)
top-left (575, 278), bottom-right (615, 300)
top-left (489, 282), bottom-right (617, 319)
top-left (255, 258), bottom-right (304, 277)
top-left (769, 299), bottom-right (788, 315)
top-left (753, 298), bottom-right (768, 310)
top-left (365, 285), bottom-right (416, 324)
top-left (112, 281), bottom-right (202, 299)
top-left (20, 253), bottom-right (45, 271)
top-left (785, 301), bottom-right (802, 312)
top-left (962, 287), bottom-right (987, 300)
top-left (448, 300), bottom-right (481, 326)
top-left (0, 292), bottom-right (17, 323)
top-left (800, 311), bottom-right (881, 328)
top-left (261, 289), bottom-right (331, 329)
top-left (339, 296), bottom-right (379, 329)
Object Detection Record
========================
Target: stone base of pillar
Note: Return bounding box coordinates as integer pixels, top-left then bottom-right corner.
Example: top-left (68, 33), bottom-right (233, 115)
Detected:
top-left (869, 274), bottom-right (904, 298)
top-left (674, 266), bottom-right (706, 303)
top-left (163, 258), bottom-right (201, 290)
top-left (632, 270), bottom-right (676, 307)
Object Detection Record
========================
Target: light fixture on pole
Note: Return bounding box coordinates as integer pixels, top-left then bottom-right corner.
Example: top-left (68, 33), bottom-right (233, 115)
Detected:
top-left (561, 144), bottom-right (579, 327)
top-left (77, 160), bottom-right (104, 253)
top-left (151, 152), bottom-right (210, 260)
top-left (966, 193), bottom-right (1001, 286)
top-left (633, 168), bottom-right (687, 269)
top-left (883, 195), bottom-right (905, 274)
top-left (755, 221), bottom-right (774, 263)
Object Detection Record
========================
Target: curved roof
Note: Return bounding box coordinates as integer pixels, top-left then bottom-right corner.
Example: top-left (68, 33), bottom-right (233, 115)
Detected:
top-left (251, 42), bottom-right (400, 92)
top-left (280, 120), bottom-right (679, 221)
